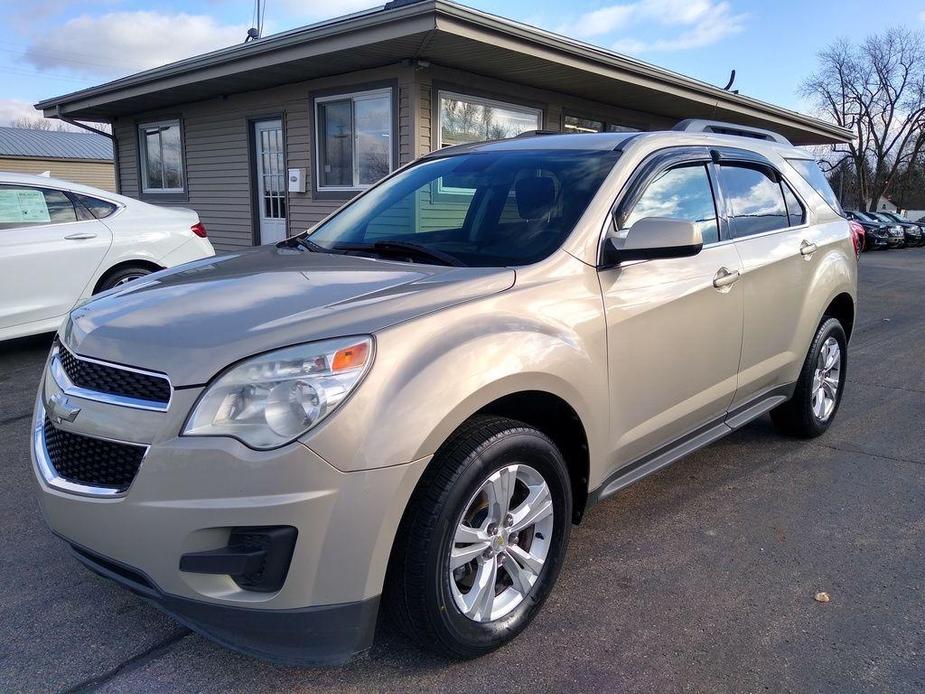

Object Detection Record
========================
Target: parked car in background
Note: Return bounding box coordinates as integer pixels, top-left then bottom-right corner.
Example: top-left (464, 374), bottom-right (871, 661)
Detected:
top-left (868, 211), bottom-right (922, 247)
top-left (844, 211), bottom-right (890, 250)
top-left (878, 211), bottom-right (925, 246)
top-left (847, 220), bottom-right (865, 257)
top-left (0, 172), bottom-right (214, 341)
top-left (31, 123), bottom-right (857, 666)
top-left (848, 210), bottom-right (904, 248)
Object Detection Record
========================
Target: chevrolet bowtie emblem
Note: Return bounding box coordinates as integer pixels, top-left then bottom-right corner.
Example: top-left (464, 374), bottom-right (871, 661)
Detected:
top-left (48, 393), bottom-right (81, 424)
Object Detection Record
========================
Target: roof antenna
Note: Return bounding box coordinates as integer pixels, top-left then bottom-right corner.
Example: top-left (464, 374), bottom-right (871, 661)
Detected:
top-left (244, 0), bottom-right (265, 42)
top-left (723, 69), bottom-right (739, 94)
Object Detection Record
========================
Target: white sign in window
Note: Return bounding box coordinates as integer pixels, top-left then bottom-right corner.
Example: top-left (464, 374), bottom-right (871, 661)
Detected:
top-left (0, 189), bottom-right (51, 224)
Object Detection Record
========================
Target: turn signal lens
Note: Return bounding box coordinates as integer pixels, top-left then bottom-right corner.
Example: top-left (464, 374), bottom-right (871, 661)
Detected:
top-left (332, 341), bottom-right (369, 372)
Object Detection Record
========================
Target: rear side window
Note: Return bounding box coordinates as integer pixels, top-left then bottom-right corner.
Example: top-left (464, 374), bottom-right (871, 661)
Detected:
top-left (787, 159), bottom-right (843, 215)
top-left (73, 193), bottom-right (118, 220)
top-left (622, 164), bottom-right (719, 245)
top-left (718, 165), bottom-right (788, 238)
top-left (0, 186), bottom-right (77, 229)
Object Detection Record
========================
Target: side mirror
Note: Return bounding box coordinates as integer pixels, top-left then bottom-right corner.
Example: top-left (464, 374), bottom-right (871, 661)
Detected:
top-left (602, 217), bottom-right (703, 267)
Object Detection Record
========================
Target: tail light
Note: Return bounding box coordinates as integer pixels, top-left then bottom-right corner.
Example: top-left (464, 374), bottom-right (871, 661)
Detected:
top-left (848, 220), bottom-right (864, 259)
top-left (191, 222), bottom-right (208, 238)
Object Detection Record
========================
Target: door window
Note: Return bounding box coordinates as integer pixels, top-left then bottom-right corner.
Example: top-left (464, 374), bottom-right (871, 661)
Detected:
top-left (72, 193), bottom-right (118, 220)
top-left (0, 187), bottom-right (77, 229)
top-left (719, 165), bottom-right (789, 238)
top-left (782, 183), bottom-right (805, 227)
top-left (621, 164), bottom-right (719, 244)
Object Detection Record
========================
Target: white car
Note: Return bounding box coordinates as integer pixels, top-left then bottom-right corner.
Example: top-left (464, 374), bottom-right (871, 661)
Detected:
top-left (0, 172), bottom-right (214, 341)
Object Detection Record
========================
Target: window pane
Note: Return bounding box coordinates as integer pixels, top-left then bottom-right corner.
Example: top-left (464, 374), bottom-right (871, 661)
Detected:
top-left (720, 165), bottom-right (789, 238)
top-left (74, 193), bottom-right (117, 219)
top-left (161, 124), bottom-right (183, 189)
top-left (440, 95), bottom-right (540, 146)
top-left (0, 187), bottom-right (76, 228)
top-left (605, 123), bottom-right (641, 133)
top-left (319, 100), bottom-right (353, 187)
top-left (788, 158), bottom-right (842, 214)
top-left (355, 95), bottom-right (391, 185)
top-left (782, 183), bottom-right (805, 227)
top-left (564, 116), bottom-right (603, 133)
top-left (144, 128), bottom-right (162, 189)
top-left (623, 165), bottom-right (718, 244)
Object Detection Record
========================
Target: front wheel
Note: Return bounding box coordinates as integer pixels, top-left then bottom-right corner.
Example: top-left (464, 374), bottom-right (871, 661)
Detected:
top-left (385, 415), bottom-right (572, 658)
top-left (771, 317), bottom-right (847, 438)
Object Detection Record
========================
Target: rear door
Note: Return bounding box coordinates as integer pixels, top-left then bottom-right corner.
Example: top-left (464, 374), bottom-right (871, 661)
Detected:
top-left (598, 148), bottom-right (745, 469)
top-left (0, 185), bottom-right (112, 331)
top-left (713, 154), bottom-right (814, 408)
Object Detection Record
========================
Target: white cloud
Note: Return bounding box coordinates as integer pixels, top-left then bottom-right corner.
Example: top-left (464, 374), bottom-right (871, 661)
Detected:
top-left (0, 99), bottom-right (41, 126)
top-left (23, 12), bottom-right (249, 78)
top-left (273, 0), bottom-right (375, 22)
top-left (558, 0), bottom-right (745, 53)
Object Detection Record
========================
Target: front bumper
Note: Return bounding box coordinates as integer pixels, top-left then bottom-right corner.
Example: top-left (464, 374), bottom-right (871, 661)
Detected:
top-left (31, 363), bottom-right (428, 664)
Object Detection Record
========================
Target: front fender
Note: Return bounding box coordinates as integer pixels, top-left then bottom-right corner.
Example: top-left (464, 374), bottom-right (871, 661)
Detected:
top-left (302, 263), bottom-right (609, 477)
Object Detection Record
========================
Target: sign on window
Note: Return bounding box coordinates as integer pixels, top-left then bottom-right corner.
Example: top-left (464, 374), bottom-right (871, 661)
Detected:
top-left (0, 189), bottom-right (51, 224)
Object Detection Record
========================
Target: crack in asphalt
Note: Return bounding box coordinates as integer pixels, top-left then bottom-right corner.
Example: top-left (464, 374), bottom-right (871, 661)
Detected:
top-left (811, 441), bottom-right (925, 468)
top-left (61, 629), bottom-right (191, 693)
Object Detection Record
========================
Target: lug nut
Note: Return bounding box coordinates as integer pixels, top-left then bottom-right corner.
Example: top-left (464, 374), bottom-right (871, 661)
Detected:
top-left (509, 533), bottom-right (519, 545)
top-left (487, 523), bottom-right (499, 535)
top-left (504, 514), bottom-right (513, 527)
top-left (482, 548), bottom-right (494, 560)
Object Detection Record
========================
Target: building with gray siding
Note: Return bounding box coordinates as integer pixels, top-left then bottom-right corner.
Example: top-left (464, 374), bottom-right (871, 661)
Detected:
top-left (36, 0), bottom-right (850, 252)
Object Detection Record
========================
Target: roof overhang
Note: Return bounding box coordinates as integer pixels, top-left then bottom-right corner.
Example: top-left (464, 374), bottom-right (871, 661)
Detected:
top-left (35, 0), bottom-right (851, 145)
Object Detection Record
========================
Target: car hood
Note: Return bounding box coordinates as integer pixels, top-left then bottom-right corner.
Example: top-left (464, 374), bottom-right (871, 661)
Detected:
top-left (62, 244), bottom-right (515, 385)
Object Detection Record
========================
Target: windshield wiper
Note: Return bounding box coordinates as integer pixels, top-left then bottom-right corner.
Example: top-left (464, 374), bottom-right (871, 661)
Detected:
top-left (332, 241), bottom-right (465, 267)
top-left (277, 235), bottom-right (330, 253)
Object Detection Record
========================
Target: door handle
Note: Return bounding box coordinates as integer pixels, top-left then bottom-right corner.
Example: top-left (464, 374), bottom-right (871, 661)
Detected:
top-left (713, 267), bottom-right (740, 289)
top-left (800, 240), bottom-right (817, 257)
top-left (64, 232), bottom-right (97, 240)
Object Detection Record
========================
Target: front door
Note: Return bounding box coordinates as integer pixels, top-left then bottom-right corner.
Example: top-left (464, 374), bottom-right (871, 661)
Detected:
top-left (254, 119), bottom-right (286, 245)
top-left (599, 158), bottom-right (744, 473)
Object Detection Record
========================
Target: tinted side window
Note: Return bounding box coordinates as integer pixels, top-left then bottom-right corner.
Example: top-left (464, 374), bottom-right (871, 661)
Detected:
top-left (782, 183), bottom-right (805, 227)
top-left (787, 159), bottom-right (843, 215)
top-left (0, 187), bottom-right (77, 229)
top-left (719, 165), bottom-right (788, 239)
top-left (73, 193), bottom-right (118, 219)
top-left (622, 164), bottom-right (719, 244)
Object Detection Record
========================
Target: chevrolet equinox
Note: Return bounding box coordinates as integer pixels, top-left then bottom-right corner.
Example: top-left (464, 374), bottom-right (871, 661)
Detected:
top-left (31, 120), bottom-right (857, 665)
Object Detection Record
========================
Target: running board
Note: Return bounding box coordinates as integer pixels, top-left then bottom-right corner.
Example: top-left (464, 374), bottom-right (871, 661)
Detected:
top-left (586, 383), bottom-right (795, 509)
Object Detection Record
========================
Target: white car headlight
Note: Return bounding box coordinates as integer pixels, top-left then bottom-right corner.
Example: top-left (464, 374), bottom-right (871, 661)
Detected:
top-left (183, 336), bottom-right (373, 449)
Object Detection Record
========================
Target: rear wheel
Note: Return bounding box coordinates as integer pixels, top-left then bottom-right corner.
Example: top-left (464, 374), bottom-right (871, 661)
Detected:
top-left (96, 265), bottom-right (153, 293)
top-left (771, 317), bottom-right (847, 438)
top-left (385, 415), bottom-right (572, 658)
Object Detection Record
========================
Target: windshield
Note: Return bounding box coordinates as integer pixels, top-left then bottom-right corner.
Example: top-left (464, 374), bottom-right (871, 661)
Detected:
top-left (852, 211), bottom-right (878, 222)
top-left (305, 149), bottom-right (621, 267)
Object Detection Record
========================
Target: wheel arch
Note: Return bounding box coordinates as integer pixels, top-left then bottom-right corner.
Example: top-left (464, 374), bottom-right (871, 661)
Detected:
top-left (93, 259), bottom-right (164, 294)
top-left (823, 292), bottom-right (855, 341)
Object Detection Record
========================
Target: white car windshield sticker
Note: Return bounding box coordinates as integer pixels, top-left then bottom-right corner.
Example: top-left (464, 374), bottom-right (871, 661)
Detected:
top-left (0, 189), bottom-right (51, 223)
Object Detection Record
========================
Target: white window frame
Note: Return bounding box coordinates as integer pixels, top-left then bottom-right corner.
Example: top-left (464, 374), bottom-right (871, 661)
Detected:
top-left (138, 119), bottom-right (185, 194)
top-left (436, 90), bottom-right (543, 148)
top-left (314, 88), bottom-right (393, 192)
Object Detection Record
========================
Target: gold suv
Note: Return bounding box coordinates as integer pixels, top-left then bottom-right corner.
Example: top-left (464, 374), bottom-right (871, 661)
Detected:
top-left (31, 120), bottom-right (856, 665)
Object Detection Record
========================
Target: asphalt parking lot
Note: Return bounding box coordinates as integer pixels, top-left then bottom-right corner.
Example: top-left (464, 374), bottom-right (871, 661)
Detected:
top-left (1, 249), bottom-right (924, 694)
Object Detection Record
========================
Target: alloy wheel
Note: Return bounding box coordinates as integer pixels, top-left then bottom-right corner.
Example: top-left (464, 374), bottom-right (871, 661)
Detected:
top-left (811, 336), bottom-right (841, 421)
top-left (449, 463), bottom-right (554, 622)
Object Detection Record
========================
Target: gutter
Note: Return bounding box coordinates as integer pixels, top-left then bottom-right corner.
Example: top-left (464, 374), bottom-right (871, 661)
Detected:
top-left (57, 113), bottom-right (121, 194)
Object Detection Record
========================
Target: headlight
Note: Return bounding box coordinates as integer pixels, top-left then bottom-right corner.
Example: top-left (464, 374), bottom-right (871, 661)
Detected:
top-left (183, 336), bottom-right (373, 449)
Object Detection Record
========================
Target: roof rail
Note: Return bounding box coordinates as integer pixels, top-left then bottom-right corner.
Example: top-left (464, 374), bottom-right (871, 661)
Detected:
top-left (514, 129), bottom-right (562, 138)
top-left (673, 119), bottom-right (792, 146)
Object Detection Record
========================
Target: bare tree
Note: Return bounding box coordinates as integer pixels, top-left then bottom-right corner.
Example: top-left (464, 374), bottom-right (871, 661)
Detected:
top-left (801, 28), bottom-right (925, 210)
top-left (9, 115), bottom-right (111, 135)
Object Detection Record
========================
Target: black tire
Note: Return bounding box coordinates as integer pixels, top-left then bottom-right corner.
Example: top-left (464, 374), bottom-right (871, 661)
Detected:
top-left (771, 317), bottom-right (847, 438)
top-left (95, 265), bottom-right (153, 293)
top-left (385, 415), bottom-right (572, 659)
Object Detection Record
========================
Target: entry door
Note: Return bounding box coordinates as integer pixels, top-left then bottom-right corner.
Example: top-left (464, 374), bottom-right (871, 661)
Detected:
top-left (599, 161), bottom-right (744, 473)
top-left (254, 119), bottom-right (286, 244)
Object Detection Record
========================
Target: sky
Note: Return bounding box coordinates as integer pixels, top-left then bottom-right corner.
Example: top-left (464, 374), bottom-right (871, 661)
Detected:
top-left (1, 0), bottom-right (924, 126)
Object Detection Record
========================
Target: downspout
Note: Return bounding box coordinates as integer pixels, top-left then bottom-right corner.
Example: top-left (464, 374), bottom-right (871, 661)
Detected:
top-left (55, 108), bottom-right (121, 194)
